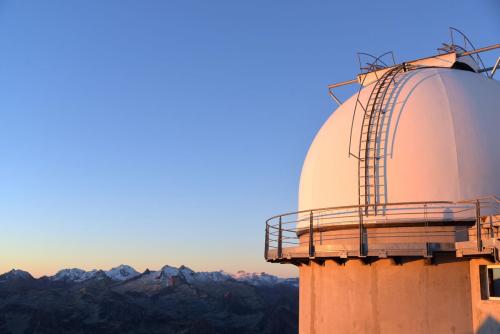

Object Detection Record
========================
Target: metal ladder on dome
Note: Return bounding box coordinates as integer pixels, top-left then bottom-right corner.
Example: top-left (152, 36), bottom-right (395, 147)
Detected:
top-left (357, 64), bottom-right (407, 216)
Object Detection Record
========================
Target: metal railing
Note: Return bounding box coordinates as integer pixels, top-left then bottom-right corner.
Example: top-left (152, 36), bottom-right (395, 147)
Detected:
top-left (327, 34), bottom-right (500, 106)
top-left (438, 27), bottom-right (487, 74)
top-left (264, 196), bottom-right (500, 261)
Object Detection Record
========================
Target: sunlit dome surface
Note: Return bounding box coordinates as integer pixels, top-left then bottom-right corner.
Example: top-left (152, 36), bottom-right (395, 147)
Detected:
top-left (298, 68), bottom-right (500, 215)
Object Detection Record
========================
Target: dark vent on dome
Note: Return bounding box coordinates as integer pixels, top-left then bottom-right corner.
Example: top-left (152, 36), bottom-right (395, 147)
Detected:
top-left (452, 61), bottom-right (476, 72)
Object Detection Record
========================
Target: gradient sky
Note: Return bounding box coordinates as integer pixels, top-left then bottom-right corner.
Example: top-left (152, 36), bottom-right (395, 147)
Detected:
top-left (0, 1), bottom-right (498, 278)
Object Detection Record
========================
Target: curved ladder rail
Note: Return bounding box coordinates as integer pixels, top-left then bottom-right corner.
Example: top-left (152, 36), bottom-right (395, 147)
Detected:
top-left (358, 64), bottom-right (407, 216)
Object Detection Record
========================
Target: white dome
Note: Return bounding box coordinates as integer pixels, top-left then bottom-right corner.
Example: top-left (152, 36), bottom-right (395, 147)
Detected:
top-left (299, 68), bottom-right (500, 214)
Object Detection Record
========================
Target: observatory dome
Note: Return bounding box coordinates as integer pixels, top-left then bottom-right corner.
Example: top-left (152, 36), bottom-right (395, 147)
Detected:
top-left (298, 68), bottom-right (500, 216)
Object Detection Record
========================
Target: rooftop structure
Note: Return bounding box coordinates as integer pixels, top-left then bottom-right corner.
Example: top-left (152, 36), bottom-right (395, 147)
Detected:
top-left (264, 28), bottom-right (500, 333)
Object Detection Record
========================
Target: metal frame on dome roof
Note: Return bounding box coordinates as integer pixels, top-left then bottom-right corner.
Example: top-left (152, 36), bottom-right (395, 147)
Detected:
top-left (327, 39), bottom-right (500, 107)
top-left (356, 51), bottom-right (396, 74)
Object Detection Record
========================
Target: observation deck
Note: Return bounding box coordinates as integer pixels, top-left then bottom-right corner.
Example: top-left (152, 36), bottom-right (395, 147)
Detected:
top-left (264, 196), bottom-right (500, 263)
top-left (264, 29), bottom-right (500, 265)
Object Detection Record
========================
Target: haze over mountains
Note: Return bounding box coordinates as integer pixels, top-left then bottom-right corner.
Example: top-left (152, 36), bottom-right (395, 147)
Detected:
top-left (0, 265), bottom-right (298, 334)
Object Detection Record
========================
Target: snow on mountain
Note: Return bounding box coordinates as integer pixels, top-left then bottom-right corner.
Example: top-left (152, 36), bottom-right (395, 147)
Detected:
top-left (232, 270), bottom-right (279, 285)
top-left (1, 266), bottom-right (297, 287)
top-left (196, 270), bottom-right (233, 282)
top-left (232, 270), bottom-right (298, 286)
top-left (51, 268), bottom-right (99, 282)
top-left (105, 265), bottom-right (139, 281)
top-left (0, 269), bottom-right (34, 282)
top-left (177, 265), bottom-right (196, 283)
top-left (177, 265), bottom-right (232, 284)
top-left (119, 265), bottom-right (290, 287)
top-left (156, 265), bottom-right (179, 280)
top-left (51, 266), bottom-right (139, 282)
top-left (281, 278), bottom-right (299, 287)
top-left (175, 267), bottom-right (294, 286)
top-left (113, 266), bottom-right (233, 296)
top-left (113, 267), bottom-right (180, 295)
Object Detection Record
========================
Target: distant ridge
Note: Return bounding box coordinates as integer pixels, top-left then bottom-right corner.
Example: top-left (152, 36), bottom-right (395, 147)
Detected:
top-left (0, 264), bottom-right (298, 287)
top-left (0, 269), bottom-right (34, 282)
top-left (0, 264), bottom-right (298, 333)
top-left (49, 264), bottom-right (140, 282)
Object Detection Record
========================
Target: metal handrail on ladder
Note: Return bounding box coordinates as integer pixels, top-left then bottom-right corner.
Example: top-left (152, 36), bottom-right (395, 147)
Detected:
top-left (356, 64), bottom-right (406, 216)
top-left (348, 52), bottom-right (396, 160)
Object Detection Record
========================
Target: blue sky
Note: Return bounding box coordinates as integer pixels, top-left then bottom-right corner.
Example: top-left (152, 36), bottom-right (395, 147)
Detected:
top-left (0, 1), bottom-right (498, 277)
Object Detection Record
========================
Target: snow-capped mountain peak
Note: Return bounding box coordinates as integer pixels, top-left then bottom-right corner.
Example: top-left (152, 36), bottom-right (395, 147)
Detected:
top-left (177, 265), bottom-right (196, 283)
top-left (178, 265), bottom-right (194, 274)
top-left (176, 266), bottom-right (232, 284)
top-left (156, 265), bottom-right (179, 280)
top-left (0, 269), bottom-right (34, 282)
top-left (51, 268), bottom-right (98, 282)
top-left (105, 265), bottom-right (139, 281)
top-left (52, 266), bottom-right (141, 282)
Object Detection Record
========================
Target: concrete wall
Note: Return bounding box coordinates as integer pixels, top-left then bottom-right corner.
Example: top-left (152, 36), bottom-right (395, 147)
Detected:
top-left (299, 256), bottom-right (474, 334)
top-left (469, 258), bottom-right (500, 333)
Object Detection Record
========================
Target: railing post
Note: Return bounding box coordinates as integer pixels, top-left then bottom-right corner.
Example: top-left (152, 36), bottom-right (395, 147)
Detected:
top-left (359, 207), bottom-right (365, 256)
top-left (277, 217), bottom-right (283, 259)
top-left (309, 211), bottom-right (315, 258)
top-left (490, 216), bottom-right (495, 238)
top-left (476, 200), bottom-right (482, 252)
top-left (424, 204), bottom-right (431, 257)
top-left (264, 224), bottom-right (269, 260)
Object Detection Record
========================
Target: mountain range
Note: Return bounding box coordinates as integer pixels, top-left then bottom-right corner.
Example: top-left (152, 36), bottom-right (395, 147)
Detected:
top-left (0, 265), bottom-right (298, 334)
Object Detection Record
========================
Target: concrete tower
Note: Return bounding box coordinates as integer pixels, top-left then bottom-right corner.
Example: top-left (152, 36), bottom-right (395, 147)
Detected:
top-left (265, 32), bottom-right (500, 333)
